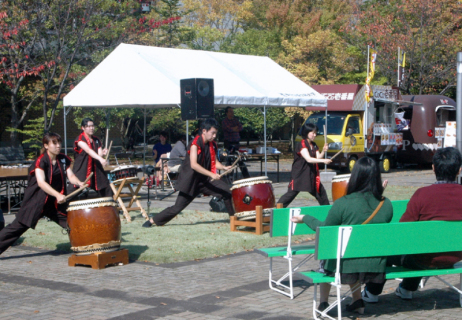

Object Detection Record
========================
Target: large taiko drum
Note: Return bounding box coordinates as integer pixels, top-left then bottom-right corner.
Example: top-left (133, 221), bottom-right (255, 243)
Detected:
top-left (230, 176), bottom-right (275, 220)
top-left (332, 174), bottom-right (350, 202)
top-left (67, 197), bottom-right (121, 255)
top-left (110, 165), bottom-right (138, 182)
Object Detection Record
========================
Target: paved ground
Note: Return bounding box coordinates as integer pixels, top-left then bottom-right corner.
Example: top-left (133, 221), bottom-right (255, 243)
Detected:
top-left (2, 161), bottom-right (461, 320)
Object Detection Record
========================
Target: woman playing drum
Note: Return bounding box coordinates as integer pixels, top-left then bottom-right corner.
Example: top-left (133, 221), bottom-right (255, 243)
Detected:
top-left (278, 123), bottom-right (332, 207)
top-left (0, 132), bottom-right (87, 256)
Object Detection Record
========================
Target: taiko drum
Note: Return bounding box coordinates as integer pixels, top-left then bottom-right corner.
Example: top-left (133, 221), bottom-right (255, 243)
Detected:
top-left (110, 165), bottom-right (138, 182)
top-left (331, 174), bottom-right (350, 202)
top-left (230, 176), bottom-right (276, 214)
top-left (67, 197), bottom-right (121, 255)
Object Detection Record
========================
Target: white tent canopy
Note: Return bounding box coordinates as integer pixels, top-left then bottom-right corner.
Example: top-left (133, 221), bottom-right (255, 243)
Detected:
top-left (64, 43), bottom-right (327, 109)
top-left (63, 43), bottom-right (327, 172)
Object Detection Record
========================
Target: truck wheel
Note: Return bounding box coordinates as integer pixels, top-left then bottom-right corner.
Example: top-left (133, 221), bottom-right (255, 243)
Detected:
top-left (379, 156), bottom-right (391, 173)
top-left (347, 156), bottom-right (357, 173)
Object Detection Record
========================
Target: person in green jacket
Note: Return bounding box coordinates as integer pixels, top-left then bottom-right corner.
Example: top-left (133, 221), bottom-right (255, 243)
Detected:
top-left (291, 156), bottom-right (392, 314)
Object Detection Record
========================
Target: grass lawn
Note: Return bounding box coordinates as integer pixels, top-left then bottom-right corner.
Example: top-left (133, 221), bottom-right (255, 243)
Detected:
top-left (16, 185), bottom-right (418, 264)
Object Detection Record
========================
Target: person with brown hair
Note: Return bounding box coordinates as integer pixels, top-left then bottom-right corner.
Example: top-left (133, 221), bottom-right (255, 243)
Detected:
top-left (0, 132), bottom-right (87, 256)
top-left (291, 157), bottom-right (392, 314)
top-left (68, 118), bottom-right (112, 197)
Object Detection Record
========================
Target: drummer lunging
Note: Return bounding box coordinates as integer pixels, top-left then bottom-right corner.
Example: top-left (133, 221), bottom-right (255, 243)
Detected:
top-left (0, 133), bottom-right (87, 256)
top-left (68, 118), bottom-right (113, 198)
top-left (143, 119), bottom-right (235, 227)
top-left (278, 123), bottom-right (332, 207)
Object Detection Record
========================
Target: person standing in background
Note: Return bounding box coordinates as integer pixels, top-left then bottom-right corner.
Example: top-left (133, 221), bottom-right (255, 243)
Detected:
top-left (222, 107), bottom-right (250, 178)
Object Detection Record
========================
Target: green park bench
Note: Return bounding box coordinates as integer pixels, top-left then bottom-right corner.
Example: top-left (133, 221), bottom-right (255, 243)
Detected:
top-left (255, 200), bottom-right (409, 299)
top-left (300, 220), bottom-right (462, 320)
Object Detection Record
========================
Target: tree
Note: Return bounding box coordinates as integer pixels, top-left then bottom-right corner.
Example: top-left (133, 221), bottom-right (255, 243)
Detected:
top-left (0, 0), bottom-right (175, 146)
top-left (351, 0), bottom-right (462, 95)
top-left (182, 0), bottom-right (253, 50)
top-left (154, 0), bottom-right (191, 48)
top-left (148, 108), bottom-right (196, 141)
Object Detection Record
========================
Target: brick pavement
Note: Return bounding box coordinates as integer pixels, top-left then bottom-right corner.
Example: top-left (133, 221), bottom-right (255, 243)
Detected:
top-left (1, 163), bottom-right (459, 319)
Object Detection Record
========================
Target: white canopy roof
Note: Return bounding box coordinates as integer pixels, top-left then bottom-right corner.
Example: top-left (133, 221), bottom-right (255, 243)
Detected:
top-left (63, 43), bottom-right (327, 109)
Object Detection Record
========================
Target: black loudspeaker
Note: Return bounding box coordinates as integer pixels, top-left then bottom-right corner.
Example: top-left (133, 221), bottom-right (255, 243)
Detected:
top-left (180, 78), bottom-right (214, 120)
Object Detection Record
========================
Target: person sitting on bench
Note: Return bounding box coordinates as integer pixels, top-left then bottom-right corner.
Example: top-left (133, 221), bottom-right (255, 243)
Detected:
top-left (363, 147), bottom-right (462, 302)
top-left (291, 157), bottom-right (392, 314)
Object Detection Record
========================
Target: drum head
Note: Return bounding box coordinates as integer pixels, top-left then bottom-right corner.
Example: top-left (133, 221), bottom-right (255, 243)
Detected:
top-left (110, 165), bottom-right (136, 173)
top-left (232, 176), bottom-right (270, 186)
top-left (235, 208), bottom-right (272, 221)
top-left (67, 197), bottom-right (117, 212)
top-left (332, 174), bottom-right (351, 182)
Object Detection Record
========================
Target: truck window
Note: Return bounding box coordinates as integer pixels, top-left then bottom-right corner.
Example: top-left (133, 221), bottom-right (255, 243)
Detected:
top-left (436, 107), bottom-right (456, 126)
top-left (346, 117), bottom-right (360, 134)
top-left (305, 113), bottom-right (346, 135)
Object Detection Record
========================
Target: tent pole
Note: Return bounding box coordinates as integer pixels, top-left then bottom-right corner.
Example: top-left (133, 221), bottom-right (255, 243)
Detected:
top-left (186, 120), bottom-right (189, 146)
top-left (63, 106), bottom-right (73, 155)
top-left (325, 107), bottom-right (328, 172)
top-left (143, 107), bottom-right (146, 168)
top-left (64, 106), bottom-right (67, 155)
top-left (264, 105), bottom-right (267, 176)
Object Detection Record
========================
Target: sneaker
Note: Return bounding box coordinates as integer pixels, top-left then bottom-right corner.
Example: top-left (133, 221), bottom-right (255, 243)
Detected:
top-left (362, 288), bottom-right (379, 303)
top-left (395, 285), bottom-right (413, 300)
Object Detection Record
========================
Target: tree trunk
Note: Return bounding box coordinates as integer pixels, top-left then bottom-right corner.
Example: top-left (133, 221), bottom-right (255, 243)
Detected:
top-left (9, 97), bottom-right (20, 147)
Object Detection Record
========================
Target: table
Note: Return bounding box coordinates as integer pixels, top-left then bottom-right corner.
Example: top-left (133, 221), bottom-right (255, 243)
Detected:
top-left (233, 154), bottom-right (281, 182)
top-left (0, 167), bottom-right (29, 214)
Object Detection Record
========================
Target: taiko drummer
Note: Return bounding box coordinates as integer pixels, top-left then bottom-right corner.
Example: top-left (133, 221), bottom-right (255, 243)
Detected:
top-left (0, 133), bottom-right (87, 256)
top-left (278, 122), bottom-right (332, 207)
top-left (143, 118), bottom-right (235, 227)
top-left (67, 118), bottom-right (113, 198)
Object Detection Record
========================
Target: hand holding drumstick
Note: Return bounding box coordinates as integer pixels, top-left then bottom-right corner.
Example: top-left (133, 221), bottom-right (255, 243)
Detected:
top-left (59, 173), bottom-right (93, 203)
top-left (211, 154), bottom-right (241, 181)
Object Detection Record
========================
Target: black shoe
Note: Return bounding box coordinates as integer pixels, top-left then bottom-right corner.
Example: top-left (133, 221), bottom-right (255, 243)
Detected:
top-left (142, 220), bottom-right (153, 228)
top-left (345, 299), bottom-right (365, 314)
top-left (318, 302), bottom-right (329, 312)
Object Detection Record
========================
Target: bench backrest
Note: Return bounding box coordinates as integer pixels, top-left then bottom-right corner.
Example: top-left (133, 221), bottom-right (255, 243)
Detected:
top-left (270, 199), bottom-right (409, 237)
top-left (315, 220), bottom-right (462, 260)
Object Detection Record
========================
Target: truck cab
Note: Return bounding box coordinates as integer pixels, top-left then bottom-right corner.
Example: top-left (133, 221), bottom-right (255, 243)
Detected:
top-left (301, 84), bottom-right (404, 173)
top-left (304, 112), bottom-right (365, 172)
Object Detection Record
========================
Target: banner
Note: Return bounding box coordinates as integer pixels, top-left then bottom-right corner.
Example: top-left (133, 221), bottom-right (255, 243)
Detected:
top-left (398, 50), bottom-right (406, 86)
top-left (365, 49), bottom-right (377, 102)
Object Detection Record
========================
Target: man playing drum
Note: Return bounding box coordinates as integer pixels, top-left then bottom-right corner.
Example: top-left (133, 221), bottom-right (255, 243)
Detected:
top-left (68, 118), bottom-right (113, 198)
top-left (142, 118), bottom-right (235, 227)
top-left (278, 122), bottom-right (332, 207)
top-left (0, 133), bottom-right (87, 256)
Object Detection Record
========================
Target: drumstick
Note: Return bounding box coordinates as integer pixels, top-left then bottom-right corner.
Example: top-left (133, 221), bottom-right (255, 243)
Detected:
top-left (105, 140), bottom-right (113, 161)
top-left (211, 165), bottom-right (238, 181)
top-left (62, 172), bottom-right (93, 202)
top-left (330, 147), bottom-right (345, 160)
top-left (211, 154), bottom-right (241, 181)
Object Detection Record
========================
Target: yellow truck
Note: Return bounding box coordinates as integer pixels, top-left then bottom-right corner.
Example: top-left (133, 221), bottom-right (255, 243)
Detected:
top-left (302, 84), bottom-right (415, 173)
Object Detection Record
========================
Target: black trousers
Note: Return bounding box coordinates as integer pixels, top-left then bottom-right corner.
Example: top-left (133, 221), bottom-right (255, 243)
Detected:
top-left (278, 184), bottom-right (330, 207)
top-left (365, 255), bottom-right (445, 294)
top-left (0, 204), bottom-right (67, 255)
top-left (154, 179), bottom-right (235, 226)
top-left (67, 184), bottom-right (114, 200)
